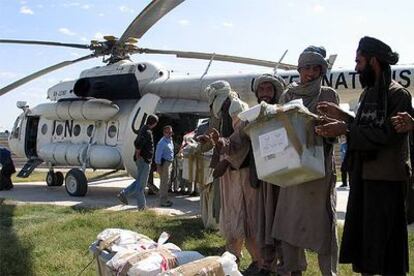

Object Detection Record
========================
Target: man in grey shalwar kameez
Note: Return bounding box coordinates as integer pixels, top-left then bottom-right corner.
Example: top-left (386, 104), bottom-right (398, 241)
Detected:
top-left (251, 74), bottom-right (286, 274)
top-left (273, 46), bottom-right (339, 276)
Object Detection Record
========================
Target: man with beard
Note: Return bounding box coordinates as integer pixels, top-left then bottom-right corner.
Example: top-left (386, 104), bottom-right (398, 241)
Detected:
top-left (316, 36), bottom-right (410, 275)
top-left (211, 75), bottom-right (286, 275)
top-left (251, 74), bottom-right (286, 274)
top-left (273, 46), bottom-right (339, 276)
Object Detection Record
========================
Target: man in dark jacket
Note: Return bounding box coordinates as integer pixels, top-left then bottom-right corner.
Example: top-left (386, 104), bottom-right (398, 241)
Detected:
top-left (0, 147), bottom-right (16, 191)
top-left (316, 36), bottom-right (410, 275)
top-left (117, 115), bottom-right (158, 210)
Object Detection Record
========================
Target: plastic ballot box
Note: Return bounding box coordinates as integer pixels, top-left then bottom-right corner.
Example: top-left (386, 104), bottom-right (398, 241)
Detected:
top-left (243, 104), bottom-right (325, 187)
top-left (182, 144), bottom-right (214, 186)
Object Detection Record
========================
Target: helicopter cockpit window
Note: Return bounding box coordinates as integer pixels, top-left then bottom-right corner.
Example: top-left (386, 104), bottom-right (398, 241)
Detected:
top-left (87, 125), bottom-right (94, 137)
top-left (55, 124), bottom-right (63, 136)
top-left (107, 125), bottom-right (117, 138)
top-left (41, 124), bottom-right (48, 135)
top-left (73, 74), bottom-right (140, 100)
top-left (73, 124), bottom-right (81, 136)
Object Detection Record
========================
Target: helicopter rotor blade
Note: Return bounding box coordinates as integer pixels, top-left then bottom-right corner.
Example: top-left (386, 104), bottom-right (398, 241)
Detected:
top-left (137, 48), bottom-right (297, 70)
top-left (0, 39), bottom-right (90, 50)
top-left (118, 0), bottom-right (185, 44)
top-left (0, 54), bottom-right (95, 97)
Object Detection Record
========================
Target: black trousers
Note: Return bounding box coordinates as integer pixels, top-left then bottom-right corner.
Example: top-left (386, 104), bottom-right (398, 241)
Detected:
top-left (339, 160), bottom-right (409, 275)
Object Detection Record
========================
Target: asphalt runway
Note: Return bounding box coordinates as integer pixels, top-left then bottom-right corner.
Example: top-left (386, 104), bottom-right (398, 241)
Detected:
top-left (0, 177), bottom-right (352, 222)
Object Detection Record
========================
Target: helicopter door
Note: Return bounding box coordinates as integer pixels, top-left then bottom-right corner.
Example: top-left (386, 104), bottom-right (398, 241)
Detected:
top-left (121, 93), bottom-right (160, 179)
top-left (16, 116), bottom-right (43, 178)
top-left (25, 116), bottom-right (40, 158)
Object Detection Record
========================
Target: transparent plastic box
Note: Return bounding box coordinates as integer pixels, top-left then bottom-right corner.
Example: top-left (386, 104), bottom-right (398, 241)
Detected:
top-left (182, 154), bottom-right (213, 186)
top-left (244, 109), bottom-right (325, 187)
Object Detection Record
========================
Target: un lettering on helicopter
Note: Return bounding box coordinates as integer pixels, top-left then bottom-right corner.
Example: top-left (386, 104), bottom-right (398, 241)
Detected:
top-left (1, 0), bottom-right (414, 197)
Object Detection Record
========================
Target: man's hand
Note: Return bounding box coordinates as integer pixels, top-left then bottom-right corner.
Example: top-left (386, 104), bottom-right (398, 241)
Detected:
top-left (316, 115), bottom-right (337, 125)
top-left (391, 112), bottom-right (414, 133)
top-left (196, 134), bottom-right (211, 144)
top-left (315, 120), bottom-right (347, 137)
top-left (207, 128), bottom-right (220, 145)
top-left (213, 159), bottom-right (230, 179)
top-left (317, 101), bottom-right (351, 122)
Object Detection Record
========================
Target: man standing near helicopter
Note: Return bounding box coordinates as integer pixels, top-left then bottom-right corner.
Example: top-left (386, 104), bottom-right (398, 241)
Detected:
top-left (117, 115), bottom-right (159, 210)
top-left (155, 125), bottom-right (175, 207)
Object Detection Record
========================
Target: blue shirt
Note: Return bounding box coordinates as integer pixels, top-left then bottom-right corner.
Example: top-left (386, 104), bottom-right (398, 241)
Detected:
top-left (340, 142), bottom-right (347, 162)
top-left (155, 136), bottom-right (174, 165)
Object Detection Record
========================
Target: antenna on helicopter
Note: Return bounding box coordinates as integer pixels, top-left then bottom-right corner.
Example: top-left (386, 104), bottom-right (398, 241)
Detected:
top-left (273, 49), bottom-right (289, 74)
top-left (327, 54), bottom-right (337, 70)
top-left (201, 53), bottom-right (216, 78)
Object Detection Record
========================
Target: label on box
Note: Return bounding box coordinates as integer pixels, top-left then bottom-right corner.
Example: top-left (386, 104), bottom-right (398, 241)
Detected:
top-left (259, 127), bottom-right (288, 157)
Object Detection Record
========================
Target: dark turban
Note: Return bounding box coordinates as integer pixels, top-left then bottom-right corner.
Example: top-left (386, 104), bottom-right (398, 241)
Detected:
top-left (357, 36), bottom-right (399, 65)
top-left (298, 45), bottom-right (328, 75)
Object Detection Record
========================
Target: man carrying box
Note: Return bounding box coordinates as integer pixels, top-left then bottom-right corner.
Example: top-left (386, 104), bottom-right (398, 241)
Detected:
top-left (274, 46), bottom-right (339, 276)
top-left (251, 74), bottom-right (287, 274)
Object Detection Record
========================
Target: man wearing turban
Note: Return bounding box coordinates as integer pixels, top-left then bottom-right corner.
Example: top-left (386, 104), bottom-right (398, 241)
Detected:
top-left (204, 81), bottom-right (262, 273)
top-left (316, 36), bottom-right (411, 275)
top-left (249, 73), bottom-right (287, 274)
top-left (273, 46), bottom-right (340, 276)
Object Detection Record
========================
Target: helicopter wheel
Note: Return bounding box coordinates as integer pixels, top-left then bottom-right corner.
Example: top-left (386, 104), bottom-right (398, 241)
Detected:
top-left (54, 171), bottom-right (64, 186)
top-left (46, 171), bottom-right (57, 187)
top-left (65, 168), bottom-right (88, 197)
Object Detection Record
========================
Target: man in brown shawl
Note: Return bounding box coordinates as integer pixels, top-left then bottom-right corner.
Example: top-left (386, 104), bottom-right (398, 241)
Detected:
top-left (274, 46), bottom-right (339, 276)
top-left (316, 36), bottom-right (410, 275)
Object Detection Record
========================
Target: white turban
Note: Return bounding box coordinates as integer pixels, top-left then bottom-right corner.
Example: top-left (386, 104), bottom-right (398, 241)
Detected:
top-left (205, 80), bottom-right (238, 118)
top-left (229, 98), bottom-right (249, 118)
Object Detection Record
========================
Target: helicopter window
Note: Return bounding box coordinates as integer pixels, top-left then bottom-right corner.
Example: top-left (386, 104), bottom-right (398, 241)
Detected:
top-left (73, 124), bottom-right (81, 136)
top-left (41, 124), bottom-right (48, 135)
top-left (137, 64), bottom-right (146, 72)
top-left (87, 125), bottom-right (94, 137)
top-left (55, 124), bottom-right (63, 136)
top-left (107, 125), bottom-right (117, 138)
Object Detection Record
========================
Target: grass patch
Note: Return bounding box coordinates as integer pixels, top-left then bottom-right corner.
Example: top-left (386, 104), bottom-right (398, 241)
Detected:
top-left (0, 203), bottom-right (413, 275)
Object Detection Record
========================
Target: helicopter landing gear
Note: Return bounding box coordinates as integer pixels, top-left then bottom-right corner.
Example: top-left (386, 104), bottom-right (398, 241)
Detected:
top-left (65, 168), bottom-right (88, 197)
top-left (46, 170), bottom-right (64, 187)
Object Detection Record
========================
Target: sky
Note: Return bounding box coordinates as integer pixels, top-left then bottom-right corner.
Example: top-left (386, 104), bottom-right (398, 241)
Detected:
top-left (1, 0), bottom-right (414, 131)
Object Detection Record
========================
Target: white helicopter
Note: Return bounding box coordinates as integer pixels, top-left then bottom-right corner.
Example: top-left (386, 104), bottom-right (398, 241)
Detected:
top-left (1, 0), bottom-right (413, 197)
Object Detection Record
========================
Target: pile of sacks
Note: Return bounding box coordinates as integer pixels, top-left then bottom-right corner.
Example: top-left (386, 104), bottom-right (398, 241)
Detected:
top-left (90, 228), bottom-right (241, 275)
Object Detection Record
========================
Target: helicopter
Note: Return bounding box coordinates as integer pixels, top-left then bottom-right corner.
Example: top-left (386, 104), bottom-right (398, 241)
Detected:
top-left (0, 0), bottom-right (299, 197)
top-left (1, 0), bottom-right (414, 197)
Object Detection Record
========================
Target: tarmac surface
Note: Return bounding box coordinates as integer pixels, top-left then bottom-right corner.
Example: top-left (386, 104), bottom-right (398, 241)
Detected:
top-left (4, 177), bottom-right (413, 235)
top-left (0, 176), bottom-right (351, 222)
